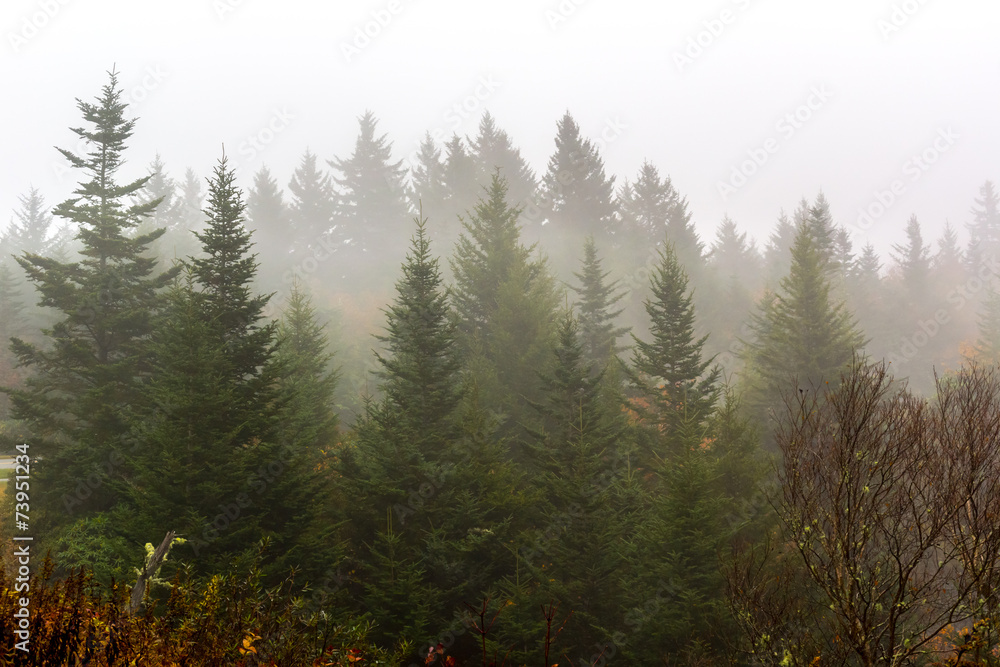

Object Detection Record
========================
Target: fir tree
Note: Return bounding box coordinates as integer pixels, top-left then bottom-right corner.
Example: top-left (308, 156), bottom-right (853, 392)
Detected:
top-left (329, 111), bottom-right (410, 265)
top-left (3, 186), bottom-right (54, 258)
top-left (407, 133), bottom-right (448, 236)
top-left (133, 154), bottom-right (184, 261)
top-left (618, 161), bottom-right (703, 276)
top-left (246, 165), bottom-right (291, 287)
top-left (288, 149), bottom-right (335, 263)
top-left (629, 241), bottom-right (720, 442)
top-left (469, 111), bottom-right (537, 217)
top-left (539, 111), bottom-right (616, 241)
top-left (570, 235), bottom-right (629, 368)
top-left (742, 222), bottom-right (866, 424)
top-left (513, 311), bottom-right (632, 657)
top-left (967, 181), bottom-right (1000, 269)
top-left (451, 172), bottom-right (559, 432)
top-left (763, 211), bottom-right (796, 287)
top-left (7, 70), bottom-right (180, 543)
top-left (891, 214), bottom-right (932, 304)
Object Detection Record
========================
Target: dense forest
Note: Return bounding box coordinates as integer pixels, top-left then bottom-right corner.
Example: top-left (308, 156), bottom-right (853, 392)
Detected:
top-left (0, 70), bottom-right (999, 666)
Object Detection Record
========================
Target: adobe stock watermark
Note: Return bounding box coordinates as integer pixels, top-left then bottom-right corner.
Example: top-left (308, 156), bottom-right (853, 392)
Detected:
top-left (716, 84), bottom-right (833, 203)
top-left (854, 126), bottom-right (957, 231)
top-left (877, 0), bottom-right (931, 40)
top-left (213, 0), bottom-right (249, 21)
top-left (544, 0), bottom-right (589, 31)
top-left (230, 108), bottom-right (295, 177)
top-left (673, 0), bottom-right (754, 73)
top-left (340, 0), bottom-right (407, 63)
top-left (887, 252), bottom-right (999, 368)
top-left (8, 0), bottom-right (71, 53)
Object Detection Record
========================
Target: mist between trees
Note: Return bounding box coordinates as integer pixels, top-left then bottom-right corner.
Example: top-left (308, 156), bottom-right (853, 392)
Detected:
top-left (1, 69), bottom-right (999, 665)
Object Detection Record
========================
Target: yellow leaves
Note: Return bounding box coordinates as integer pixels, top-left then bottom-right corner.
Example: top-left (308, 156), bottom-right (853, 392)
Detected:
top-left (239, 632), bottom-right (260, 656)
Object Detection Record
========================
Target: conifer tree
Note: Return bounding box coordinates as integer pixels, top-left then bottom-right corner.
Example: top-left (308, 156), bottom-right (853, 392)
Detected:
top-left (511, 311), bottom-right (632, 657)
top-left (7, 70), bottom-right (179, 543)
top-left (288, 149), bottom-right (335, 262)
top-left (329, 111), bottom-right (410, 262)
top-left (763, 211), bottom-right (796, 287)
top-left (742, 222), bottom-right (866, 424)
top-left (246, 165), bottom-right (291, 287)
top-left (348, 213), bottom-right (462, 541)
top-left (470, 111), bottom-right (537, 215)
top-left (629, 241), bottom-right (720, 443)
top-left (274, 283), bottom-right (339, 459)
top-left (3, 186), bottom-right (54, 258)
top-left (451, 172), bottom-right (559, 431)
top-left (618, 161), bottom-right (703, 276)
top-left (407, 133), bottom-right (448, 234)
top-left (977, 287), bottom-right (1000, 363)
top-left (539, 111), bottom-right (616, 241)
top-left (133, 154), bottom-right (184, 261)
top-left (570, 235), bottom-right (629, 368)
top-left (967, 180), bottom-right (1000, 269)
top-left (891, 214), bottom-right (932, 304)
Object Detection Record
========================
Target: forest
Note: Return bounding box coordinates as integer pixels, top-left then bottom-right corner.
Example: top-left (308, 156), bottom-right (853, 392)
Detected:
top-left (0, 69), bottom-right (998, 666)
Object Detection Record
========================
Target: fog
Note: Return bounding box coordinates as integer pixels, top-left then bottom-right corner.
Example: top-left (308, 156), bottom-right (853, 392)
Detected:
top-left (3, 0), bottom-right (998, 255)
top-left (4, 3), bottom-right (1000, 664)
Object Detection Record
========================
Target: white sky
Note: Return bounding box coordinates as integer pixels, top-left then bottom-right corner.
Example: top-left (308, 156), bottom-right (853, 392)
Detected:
top-left (2, 0), bottom-right (998, 258)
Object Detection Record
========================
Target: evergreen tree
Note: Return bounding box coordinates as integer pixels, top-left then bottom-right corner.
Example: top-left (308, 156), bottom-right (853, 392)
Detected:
top-left (177, 167), bottom-right (205, 244)
top-left (246, 165), bottom-right (291, 287)
top-left (805, 192), bottom-right (837, 267)
top-left (618, 161), bottom-right (703, 275)
top-left (3, 186), bottom-right (54, 258)
top-left (763, 211), bottom-right (796, 287)
top-left (329, 111), bottom-right (410, 265)
top-left (348, 213), bottom-right (462, 543)
top-left (742, 222), bottom-right (866, 425)
top-left (133, 154), bottom-right (184, 261)
top-left (539, 111), bottom-right (616, 243)
top-left (890, 214), bottom-right (932, 304)
top-left (0, 263), bottom-right (26, 419)
top-left (6, 70), bottom-right (179, 546)
top-left (407, 133), bottom-right (448, 237)
top-left (274, 283), bottom-right (339, 459)
top-left (570, 235), bottom-right (629, 368)
top-left (469, 111), bottom-right (537, 217)
top-left (451, 172), bottom-right (559, 432)
top-left (511, 311), bottom-right (632, 658)
top-left (629, 241), bottom-right (720, 445)
top-left (288, 149), bottom-right (335, 263)
top-left (442, 134), bottom-right (480, 217)
top-left (704, 216), bottom-right (761, 368)
top-left (977, 286), bottom-right (1000, 363)
top-left (967, 180), bottom-right (1000, 269)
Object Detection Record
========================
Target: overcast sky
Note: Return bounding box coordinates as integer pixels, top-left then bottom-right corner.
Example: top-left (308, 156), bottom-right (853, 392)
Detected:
top-left (2, 0), bottom-right (998, 258)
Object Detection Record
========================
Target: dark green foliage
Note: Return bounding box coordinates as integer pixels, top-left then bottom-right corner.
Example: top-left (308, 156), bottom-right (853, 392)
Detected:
top-left (570, 235), bottom-right (629, 368)
top-left (630, 241), bottom-right (720, 443)
top-left (511, 312), bottom-right (633, 657)
top-left (6, 70), bottom-right (180, 544)
top-left (451, 171), bottom-right (559, 432)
